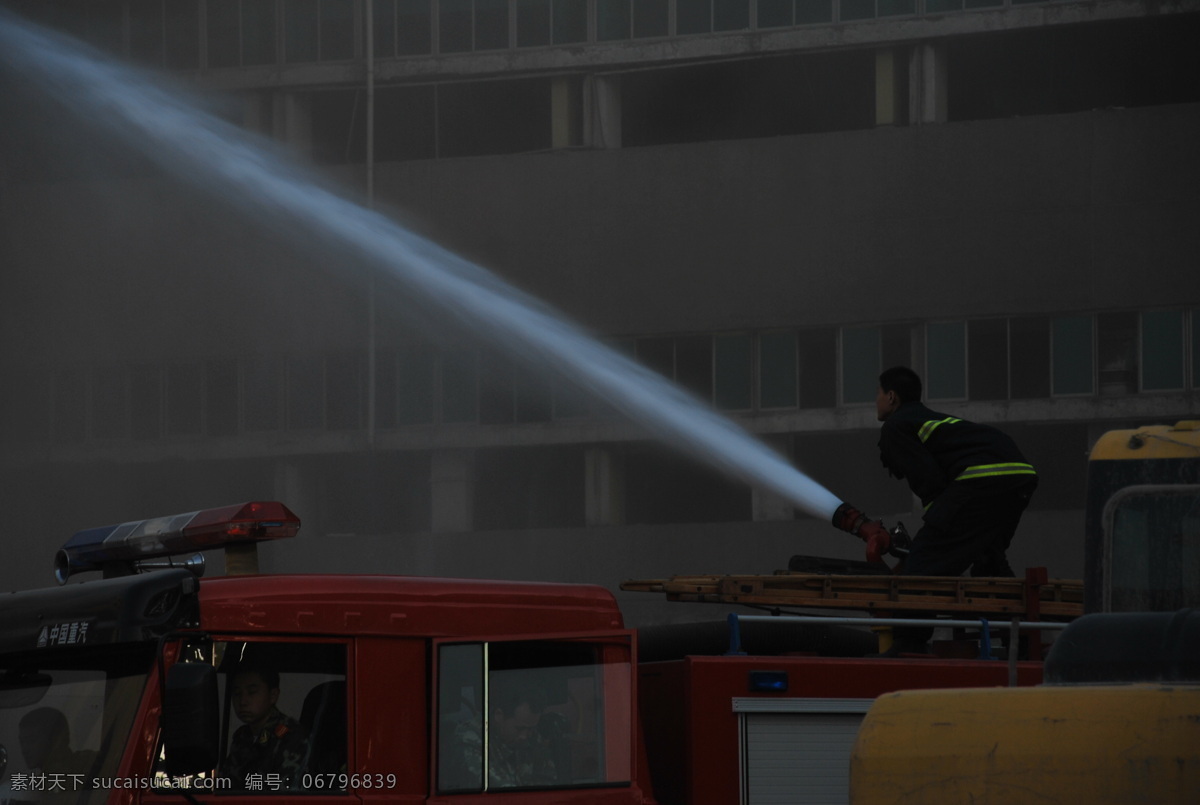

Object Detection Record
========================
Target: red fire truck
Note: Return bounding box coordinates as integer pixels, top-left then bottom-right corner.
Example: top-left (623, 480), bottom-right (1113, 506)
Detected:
top-left (0, 499), bottom-right (1063, 805)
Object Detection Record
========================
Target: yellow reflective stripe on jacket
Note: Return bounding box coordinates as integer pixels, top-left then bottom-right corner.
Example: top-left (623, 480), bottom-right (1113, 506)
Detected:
top-left (918, 417), bottom-right (961, 443)
top-left (955, 462), bottom-right (1037, 481)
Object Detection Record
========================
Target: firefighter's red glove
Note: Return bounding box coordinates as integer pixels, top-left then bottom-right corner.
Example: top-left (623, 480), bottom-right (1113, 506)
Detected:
top-left (858, 520), bottom-right (892, 565)
top-left (832, 502), bottom-right (891, 564)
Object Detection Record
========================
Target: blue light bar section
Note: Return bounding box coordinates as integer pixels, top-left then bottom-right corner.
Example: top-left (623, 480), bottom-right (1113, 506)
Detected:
top-left (748, 670), bottom-right (789, 693)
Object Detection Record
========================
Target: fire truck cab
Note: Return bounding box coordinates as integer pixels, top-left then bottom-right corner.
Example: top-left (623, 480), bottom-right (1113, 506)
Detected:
top-left (0, 503), bottom-right (642, 804)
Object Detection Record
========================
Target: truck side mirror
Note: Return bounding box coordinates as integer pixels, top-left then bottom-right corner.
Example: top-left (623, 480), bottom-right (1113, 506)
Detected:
top-left (162, 662), bottom-right (219, 778)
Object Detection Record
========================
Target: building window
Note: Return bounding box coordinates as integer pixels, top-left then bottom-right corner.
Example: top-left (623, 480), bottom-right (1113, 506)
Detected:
top-left (926, 0), bottom-right (1000, 11)
top-left (516, 0), bottom-right (551, 46)
top-left (1052, 315), bottom-right (1094, 396)
top-left (477, 355), bottom-right (553, 425)
top-left (798, 327), bottom-right (836, 409)
top-left (597, 0), bottom-right (631, 39)
top-left (441, 348), bottom-right (478, 423)
top-left (207, 0), bottom-right (242, 67)
top-left (475, 0), bottom-right (510, 49)
top-left (204, 0), bottom-right (288, 69)
top-left (397, 347), bottom-right (437, 425)
top-left (759, 331), bottom-right (798, 409)
top-left (205, 359), bottom-right (240, 437)
top-left (1010, 316), bottom-right (1050, 399)
top-left (841, 326), bottom-right (879, 405)
top-left (398, 0), bottom-right (434, 54)
top-left (373, 0), bottom-right (434, 55)
top-left (243, 0), bottom-right (279, 65)
top-left (841, 324), bottom-right (908, 405)
top-left (129, 0), bottom-right (166, 65)
top-left (243, 356), bottom-right (285, 431)
top-left (552, 377), bottom-right (592, 418)
top-left (677, 0), bottom-right (749, 33)
top-left (926, 321), bottom-right (966, 401)
top-left (634, 0), bottom-right (668, 37)
top-left (554, 0), bottom-right (587, 41)
top-left (130, 364), bottom-right (163, 440)
top-left (1096, 311), bottom-right (1138, 396)
top-left (166, 363), bottom-right (204, 436)
top-left (840, 0), bottom-right (915, 21)
top-left (714, 334), bottom-right (752, 410)
top-left (166, 0), bottom-right (203, 68)
top-left (1140, 310), bottom-right (1185, 392)
top-left (288, 355), bottom-right (325, 430)
top-left (1193, 310), bottom-right (1200, 388)
top-left (636, 337), bottom-right (675, 380)
top-left (92, 366), bottom-right (129, 440)
top-left (326, 353), bottom-right (364, 429)
top-left (967, 318), bottom-right (1008, 401)
top-left (285, 0), bottom-right (353, 62)
top-left (676, 335), bottom-right (714, 402)
top-left (440, 0), bottom-right (472, 52)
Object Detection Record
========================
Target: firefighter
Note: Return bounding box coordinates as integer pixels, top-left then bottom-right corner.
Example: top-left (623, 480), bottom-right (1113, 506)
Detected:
top-left (220, 664), bottom-right (310, 789)
top-left (833, 366), bottom-right (1038, 650)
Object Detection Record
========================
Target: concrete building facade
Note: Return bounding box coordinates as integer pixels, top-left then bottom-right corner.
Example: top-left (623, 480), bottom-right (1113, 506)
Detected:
top-left (1, 0), bottom-right (1197, 624)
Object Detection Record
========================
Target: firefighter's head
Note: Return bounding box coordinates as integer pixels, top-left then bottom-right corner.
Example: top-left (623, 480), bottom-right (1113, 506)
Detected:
top-left (231, 666), bottom-right (280, 731)
top-left (877, 366), bottom-right (921, 421)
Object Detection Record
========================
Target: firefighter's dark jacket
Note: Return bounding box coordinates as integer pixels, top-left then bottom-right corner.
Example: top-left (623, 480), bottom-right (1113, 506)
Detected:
top-left (878, 401), bottom-right (1036, 508)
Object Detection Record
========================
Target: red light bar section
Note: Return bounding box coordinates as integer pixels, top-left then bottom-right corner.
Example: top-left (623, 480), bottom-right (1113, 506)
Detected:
top-left (180, 501), bottom-right (301, 545)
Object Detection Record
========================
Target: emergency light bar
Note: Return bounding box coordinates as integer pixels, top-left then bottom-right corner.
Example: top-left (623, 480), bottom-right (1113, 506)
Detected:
top-left (55, 501), bottom-right (300, 585)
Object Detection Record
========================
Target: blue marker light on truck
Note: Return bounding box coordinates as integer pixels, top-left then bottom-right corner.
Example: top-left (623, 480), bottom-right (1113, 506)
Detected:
top-left (54, 501), bottom-right (300, 584)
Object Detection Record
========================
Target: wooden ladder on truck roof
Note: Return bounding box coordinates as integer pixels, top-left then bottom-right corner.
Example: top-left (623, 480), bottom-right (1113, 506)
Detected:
top-left (621, 568), bottom-right (1083, 660)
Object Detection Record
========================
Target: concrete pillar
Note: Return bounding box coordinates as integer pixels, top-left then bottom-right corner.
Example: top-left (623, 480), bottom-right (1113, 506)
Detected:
top-left (431, 449), bottom-right (474, 533)
top-left (243, 91), bottom-right (273, 136)
top-left (585, 446), bottom-right (625, 526)
top-left (280, 91), bottom-right (314, 156)
top-left (909, 44), bottom-right (948, 125)
top-left (585, 75), bottom-right (621, 149)
top-left (874, 49), bottom-right (902, 126)
top-left (551, 77), bottom-right (580, 149)
top-left (751, 435), bottom-right (797, 522)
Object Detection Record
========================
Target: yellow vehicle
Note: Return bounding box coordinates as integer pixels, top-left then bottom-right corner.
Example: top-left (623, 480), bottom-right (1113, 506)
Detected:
top-left (849, 421), bottom-right (1200, 805)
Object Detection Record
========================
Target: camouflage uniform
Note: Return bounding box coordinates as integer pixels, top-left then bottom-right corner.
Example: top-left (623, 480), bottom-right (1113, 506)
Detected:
top-left (447, 718), bottom-right (555, 790)
top-left (221, 707), bottom-right (310, 789)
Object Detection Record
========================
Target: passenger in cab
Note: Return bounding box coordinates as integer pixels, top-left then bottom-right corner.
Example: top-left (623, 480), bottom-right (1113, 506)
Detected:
top-left (220, 664), bottom-right (310, 789)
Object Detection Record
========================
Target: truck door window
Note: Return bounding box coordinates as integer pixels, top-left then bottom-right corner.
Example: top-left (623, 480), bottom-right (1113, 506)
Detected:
top-left (0, 644), bottom-right (153, 805)
top-left (1107, 488), bottom-right (1200, 611)
top-left (436, 638), bottom-right (632, 794)
top-left (157, 640), bottom-right (348, 794)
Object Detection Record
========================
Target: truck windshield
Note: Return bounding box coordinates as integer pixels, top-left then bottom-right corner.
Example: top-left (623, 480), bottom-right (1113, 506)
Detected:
top-left (0, 644), bottom-right (153, 805)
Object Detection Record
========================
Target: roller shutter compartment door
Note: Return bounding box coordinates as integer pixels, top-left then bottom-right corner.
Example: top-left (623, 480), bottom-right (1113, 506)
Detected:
top-left (738, 705), bottom-right (867, 805)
